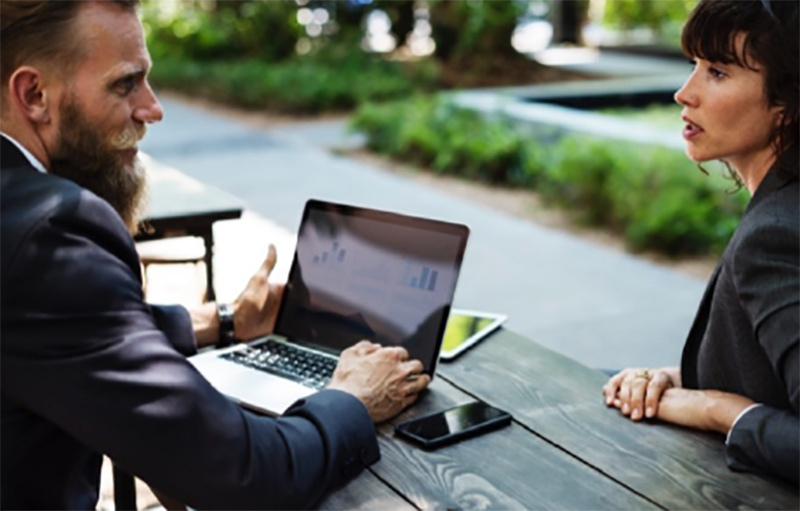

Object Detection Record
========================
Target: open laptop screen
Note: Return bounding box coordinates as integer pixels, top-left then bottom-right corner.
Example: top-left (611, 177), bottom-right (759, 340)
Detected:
top-left (274, 200), bottom-right (470, 373)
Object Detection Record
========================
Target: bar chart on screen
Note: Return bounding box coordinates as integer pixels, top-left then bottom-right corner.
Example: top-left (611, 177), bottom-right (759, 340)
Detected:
top-left (400, 262), bottom-right (438, 292)
top-left (312, 241), bottom-right (347, 268)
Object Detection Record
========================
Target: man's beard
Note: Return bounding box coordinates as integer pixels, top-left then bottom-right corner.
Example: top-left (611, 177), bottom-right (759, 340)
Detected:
top-left (49, 97), bottom-right (148, 235)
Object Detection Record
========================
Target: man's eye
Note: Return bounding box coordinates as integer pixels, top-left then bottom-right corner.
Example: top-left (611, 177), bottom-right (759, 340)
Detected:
top-left (116, 77), bottom-right (136, 95)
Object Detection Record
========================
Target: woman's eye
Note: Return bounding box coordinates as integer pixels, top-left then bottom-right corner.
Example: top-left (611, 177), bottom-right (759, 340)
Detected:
top-left (708, 67), bottom-right (726, 79)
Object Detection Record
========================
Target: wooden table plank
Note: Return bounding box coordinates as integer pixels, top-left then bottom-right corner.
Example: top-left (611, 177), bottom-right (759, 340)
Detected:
top-left (319, 469), bottom-right (414, 511)
top-left (437, 329), bottom-right (799, 510)
top-left (372, 377), bottom-right (657, 510)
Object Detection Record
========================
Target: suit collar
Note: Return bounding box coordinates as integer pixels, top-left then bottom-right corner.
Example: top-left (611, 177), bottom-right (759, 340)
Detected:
top-left (1, 133), bottom-right (47, 173)
top-left (744, 146), bottom-right (799, 217)
top-left (1, 135), bottom-right (31, 170)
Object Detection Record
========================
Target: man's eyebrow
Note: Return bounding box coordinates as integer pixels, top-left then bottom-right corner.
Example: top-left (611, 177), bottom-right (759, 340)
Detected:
top-left (106, 64), bottom-right (148, 86)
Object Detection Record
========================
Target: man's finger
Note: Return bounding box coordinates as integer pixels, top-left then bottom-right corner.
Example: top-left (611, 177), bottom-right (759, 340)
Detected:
top-left (401, 360), bottom-right (424, 377)
top-left (403, 375), bottom-right (430, 396)
top-left (352, 340), bottom-right (376, 353)
top-left (382, 346), bottom-right (409, 362)
top-left (261, 244), bottom-right (277, 276)
top-left (342, 340), bottom-right (371, 357)
top-left (359, 342), bottom-right (380, 356)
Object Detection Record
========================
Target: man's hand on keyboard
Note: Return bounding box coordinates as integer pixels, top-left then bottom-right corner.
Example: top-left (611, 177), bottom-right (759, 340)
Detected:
top-left (327, 341), bottom-right (431, 423)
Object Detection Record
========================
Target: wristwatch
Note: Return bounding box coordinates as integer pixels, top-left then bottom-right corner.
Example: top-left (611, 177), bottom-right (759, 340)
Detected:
top-left (217, 302), bottom-right (236, 348)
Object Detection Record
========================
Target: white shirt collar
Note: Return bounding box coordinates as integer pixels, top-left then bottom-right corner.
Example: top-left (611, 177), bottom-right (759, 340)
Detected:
top-left (1, 132), bottom-right (48, 174)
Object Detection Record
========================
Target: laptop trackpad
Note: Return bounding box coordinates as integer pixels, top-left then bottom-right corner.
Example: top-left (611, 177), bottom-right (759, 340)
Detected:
top-left (193, 355), bottom-right (315, 416)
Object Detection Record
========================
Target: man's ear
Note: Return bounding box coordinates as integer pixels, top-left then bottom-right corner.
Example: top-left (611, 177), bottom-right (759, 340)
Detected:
top-left (8, 66), bottom-right (52, 124)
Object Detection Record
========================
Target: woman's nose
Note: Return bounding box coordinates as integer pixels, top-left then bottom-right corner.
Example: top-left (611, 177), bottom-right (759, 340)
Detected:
top-left (674, 76), bottom-right (698, 108)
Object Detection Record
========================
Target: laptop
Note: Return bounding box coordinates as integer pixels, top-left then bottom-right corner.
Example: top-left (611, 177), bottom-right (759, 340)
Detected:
top-left (189, 199), bottom-right (470, 416)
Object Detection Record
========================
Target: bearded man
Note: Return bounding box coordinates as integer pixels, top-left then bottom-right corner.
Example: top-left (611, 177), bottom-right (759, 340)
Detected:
top-left (0, 1), bottom-right (429, 509)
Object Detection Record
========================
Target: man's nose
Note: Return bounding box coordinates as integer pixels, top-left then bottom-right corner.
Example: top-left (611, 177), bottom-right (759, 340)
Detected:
top-left (133, 82), bottom-right (164, 124)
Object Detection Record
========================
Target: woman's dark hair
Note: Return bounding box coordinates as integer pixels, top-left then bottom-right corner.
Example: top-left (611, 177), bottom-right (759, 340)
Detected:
top-left (682, 0), bottom-right (799, 180)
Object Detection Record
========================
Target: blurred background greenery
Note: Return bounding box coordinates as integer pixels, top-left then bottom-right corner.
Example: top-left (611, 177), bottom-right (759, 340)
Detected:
top-left (351, 97), bottom-right (745, 256)
top-left (141, 0), bottom-right (749, 258)
top-left (143, 0), bottom-right (695, 112)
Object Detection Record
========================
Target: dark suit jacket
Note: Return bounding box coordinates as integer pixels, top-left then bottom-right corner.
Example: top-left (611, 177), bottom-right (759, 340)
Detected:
top-left (681, 149), bottom-right (799, 484)
top-left (0, 136), bottom-right (379, 510)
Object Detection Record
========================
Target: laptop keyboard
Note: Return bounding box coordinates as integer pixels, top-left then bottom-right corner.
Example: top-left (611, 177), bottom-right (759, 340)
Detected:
top-left (220, 339), bottom-right (338, 390)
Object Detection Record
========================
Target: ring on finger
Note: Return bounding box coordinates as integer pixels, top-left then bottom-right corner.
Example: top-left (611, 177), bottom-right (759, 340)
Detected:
top-left (634, 369), bottom-right (651, 381)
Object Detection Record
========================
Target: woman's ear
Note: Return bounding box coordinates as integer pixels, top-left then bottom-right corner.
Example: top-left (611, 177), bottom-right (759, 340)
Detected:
top-left (769, 100), bottom-right (786, 128)
top-left (8, 66), bottom-right (52, 124)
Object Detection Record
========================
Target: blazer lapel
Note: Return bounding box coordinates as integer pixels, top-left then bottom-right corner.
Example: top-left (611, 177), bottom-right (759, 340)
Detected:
top-left (681, 147), bottom-right (798, 388)
top-left (680, 261), bottom-right (722, 389)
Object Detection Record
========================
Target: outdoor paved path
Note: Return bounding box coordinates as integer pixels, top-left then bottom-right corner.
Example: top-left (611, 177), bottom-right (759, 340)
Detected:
top-left (141, 96), bottom-right (706, 370)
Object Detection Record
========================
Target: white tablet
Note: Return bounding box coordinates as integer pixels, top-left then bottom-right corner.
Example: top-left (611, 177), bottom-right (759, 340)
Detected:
top-left (439, 309), bottom-right (508, 361)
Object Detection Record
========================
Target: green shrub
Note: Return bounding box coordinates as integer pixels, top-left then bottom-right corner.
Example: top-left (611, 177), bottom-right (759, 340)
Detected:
top-left (351, 100), bottom-right (419, 154)
top-left (149, 52), bottom-right (435, 114)
top-left (542, 136), bottom-right (619, 226)
top-left (429, 108), bottom-right (525, 183)
top-left (353, 99), bottom-right (526, 183)
top-left (604, 144), bottom-right (746, 254)
top-left (351, 97), bottom-right (749, 256)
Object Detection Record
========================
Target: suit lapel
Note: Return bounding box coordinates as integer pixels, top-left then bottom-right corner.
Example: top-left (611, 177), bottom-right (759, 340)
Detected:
top-left (680, 261), bottom-right (723, 389)
top-left (680, 147), bottom-right (798, 388)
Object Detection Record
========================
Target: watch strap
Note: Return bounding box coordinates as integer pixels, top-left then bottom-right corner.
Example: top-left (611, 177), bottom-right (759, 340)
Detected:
top-left (217, 302), bottom-right (236, 348)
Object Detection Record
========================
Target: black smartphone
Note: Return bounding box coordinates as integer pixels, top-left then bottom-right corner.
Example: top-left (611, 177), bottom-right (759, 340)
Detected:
top-left (394, 401), bottom-right (512, 449)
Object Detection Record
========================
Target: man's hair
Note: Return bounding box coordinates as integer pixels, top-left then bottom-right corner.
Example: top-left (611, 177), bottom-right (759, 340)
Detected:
top-left (682, 0), bottom-right (799, 177)
top-left (0, 0), bottom-right (140, 98)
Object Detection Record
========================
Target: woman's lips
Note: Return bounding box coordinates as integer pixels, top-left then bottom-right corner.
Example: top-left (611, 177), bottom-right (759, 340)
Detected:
top-left (682, 116), bottom-right (704, 141)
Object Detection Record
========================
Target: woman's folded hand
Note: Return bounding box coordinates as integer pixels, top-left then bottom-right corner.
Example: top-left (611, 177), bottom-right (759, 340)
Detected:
top-left (603, 367), bottom-right (680, 421)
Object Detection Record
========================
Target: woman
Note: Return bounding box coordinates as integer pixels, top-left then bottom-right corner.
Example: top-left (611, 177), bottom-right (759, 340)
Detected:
top-left (602, 0), bottom-right (799, 484)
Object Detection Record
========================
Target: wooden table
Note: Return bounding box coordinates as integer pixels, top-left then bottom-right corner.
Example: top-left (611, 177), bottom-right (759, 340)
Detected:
top-left (319, 329), bottom-right (799, 510)
top-left (135, 156), bottom-right (243, 302)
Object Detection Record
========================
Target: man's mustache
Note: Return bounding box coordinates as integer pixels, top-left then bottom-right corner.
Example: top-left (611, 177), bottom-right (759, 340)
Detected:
top-left (111, 124), bottom-right (147, 150)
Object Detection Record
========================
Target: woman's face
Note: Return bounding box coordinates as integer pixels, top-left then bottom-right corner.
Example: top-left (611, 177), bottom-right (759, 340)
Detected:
top-left (674, 33), bottom-right (783, 170)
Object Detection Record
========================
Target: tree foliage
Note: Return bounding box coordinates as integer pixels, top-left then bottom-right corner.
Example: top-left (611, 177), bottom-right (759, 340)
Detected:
top-left (429, 0), bottom-right (526, 61)
top-left (143, 0), bottom-right (301, 62)
top-left (603, 0), bottom-right (697, 33)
